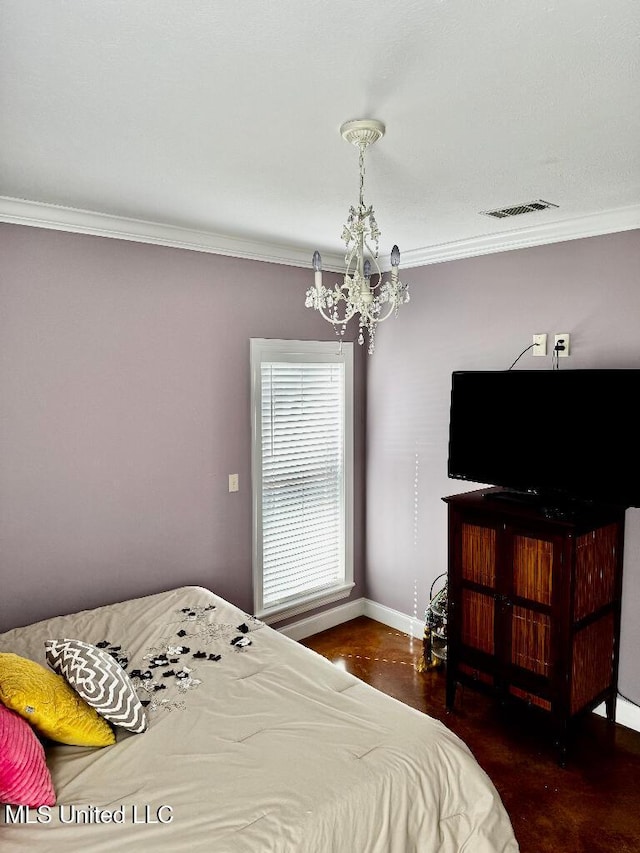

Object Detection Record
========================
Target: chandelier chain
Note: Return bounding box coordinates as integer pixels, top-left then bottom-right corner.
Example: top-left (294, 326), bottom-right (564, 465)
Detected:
top-left (358, 144), bottom-right (366, 209)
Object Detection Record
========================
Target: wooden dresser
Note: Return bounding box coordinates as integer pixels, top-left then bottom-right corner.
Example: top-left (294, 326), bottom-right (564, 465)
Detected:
top-left (443, 487), bottom-right (626, 763)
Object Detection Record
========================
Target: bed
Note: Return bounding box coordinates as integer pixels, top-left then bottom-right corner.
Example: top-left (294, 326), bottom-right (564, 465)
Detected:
top-left (0, 585), bottom-right (519, 851)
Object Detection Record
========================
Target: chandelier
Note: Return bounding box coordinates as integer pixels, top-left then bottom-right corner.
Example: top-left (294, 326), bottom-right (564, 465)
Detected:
top-left (305, 119), bottom-right (409, 355)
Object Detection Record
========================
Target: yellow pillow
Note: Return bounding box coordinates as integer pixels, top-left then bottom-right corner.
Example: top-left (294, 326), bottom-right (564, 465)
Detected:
top-left (0, 653), bottom-right (115, 747)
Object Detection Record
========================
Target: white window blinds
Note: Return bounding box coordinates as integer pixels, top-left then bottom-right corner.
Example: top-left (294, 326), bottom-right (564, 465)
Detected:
top-left (251, 340), bottom-right (354, 621)
top-left (261, 360), bottom-right (344, 609)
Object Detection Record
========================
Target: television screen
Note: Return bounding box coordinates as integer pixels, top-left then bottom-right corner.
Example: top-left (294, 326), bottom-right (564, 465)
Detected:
top-left (447, 369), bottom-right (640, 508)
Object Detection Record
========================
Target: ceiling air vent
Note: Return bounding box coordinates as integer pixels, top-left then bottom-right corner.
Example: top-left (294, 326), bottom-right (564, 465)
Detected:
top-left (480, 199), bottom-right (559, 219)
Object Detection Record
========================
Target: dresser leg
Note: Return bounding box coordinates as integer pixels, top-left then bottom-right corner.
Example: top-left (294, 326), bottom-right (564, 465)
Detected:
top-left (553, 719), bottom-right (570, 768)
top-left (446, 673), bottom-right (457, 710)
top-left (605, 692), bottom-right (617, 724)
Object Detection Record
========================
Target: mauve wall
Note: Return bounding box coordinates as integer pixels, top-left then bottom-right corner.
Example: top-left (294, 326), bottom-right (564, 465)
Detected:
top-left (0, 223), bottom-right (366, 632)
top-left (366, 229), bottom-right (640, 703)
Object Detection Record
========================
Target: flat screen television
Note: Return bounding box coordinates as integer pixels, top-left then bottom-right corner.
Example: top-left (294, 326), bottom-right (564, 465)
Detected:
top-left (447, 369), bottom-right (640, 509)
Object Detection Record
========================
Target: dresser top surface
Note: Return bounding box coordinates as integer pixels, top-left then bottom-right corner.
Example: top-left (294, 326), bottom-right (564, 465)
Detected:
top-left (443, 487), bottom-right (627, 529)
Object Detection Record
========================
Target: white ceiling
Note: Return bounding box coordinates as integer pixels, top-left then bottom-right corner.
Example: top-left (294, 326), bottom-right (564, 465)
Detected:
top-left (1, 0), bottom-right (639, 270)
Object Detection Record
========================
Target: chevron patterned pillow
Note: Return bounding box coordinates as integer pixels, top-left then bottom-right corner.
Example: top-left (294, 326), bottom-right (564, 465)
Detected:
top-left (45, 639), bottom-right (147, 734)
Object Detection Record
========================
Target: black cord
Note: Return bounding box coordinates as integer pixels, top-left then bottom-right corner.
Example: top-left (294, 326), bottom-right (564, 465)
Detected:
top-left (552, 338), bottom-right (566, 370)
top-left (429, 572), bottom-right (447, 600)
top-left (507, 343), bottom-right (536, 370)
top-left (509, 338), bottom-right (567, 371)
top-left (618, 689), bottom-right (640, 709)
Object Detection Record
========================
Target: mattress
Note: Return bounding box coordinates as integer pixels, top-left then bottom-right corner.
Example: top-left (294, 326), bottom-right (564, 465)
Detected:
top-left (0, 586), bottom-right (519, 851)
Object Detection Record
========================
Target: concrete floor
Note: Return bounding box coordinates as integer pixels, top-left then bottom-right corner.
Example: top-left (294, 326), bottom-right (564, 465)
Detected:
top-left (302, 616), bottom-right (640, 853)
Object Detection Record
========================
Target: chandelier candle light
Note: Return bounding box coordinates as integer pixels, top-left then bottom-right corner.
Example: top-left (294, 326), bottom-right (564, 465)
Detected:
top-left (305, 119), bottom-right (410, 354)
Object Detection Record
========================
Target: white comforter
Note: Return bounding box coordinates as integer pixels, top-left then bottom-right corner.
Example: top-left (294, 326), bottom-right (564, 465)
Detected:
top-left (0, 586), bottom-right (518, 851)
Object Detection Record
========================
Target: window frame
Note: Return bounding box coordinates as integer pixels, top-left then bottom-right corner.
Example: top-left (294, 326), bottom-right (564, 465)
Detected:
top-left (250, 338), bottom-right (354, 623)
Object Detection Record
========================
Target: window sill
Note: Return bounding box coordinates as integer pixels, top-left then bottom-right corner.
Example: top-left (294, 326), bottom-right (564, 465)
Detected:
top-left (257, 582), bottom-right (355, 625)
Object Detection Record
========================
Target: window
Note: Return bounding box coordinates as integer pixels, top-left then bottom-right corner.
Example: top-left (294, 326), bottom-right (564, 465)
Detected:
top-left (251, 339), bottom-right (354, 622)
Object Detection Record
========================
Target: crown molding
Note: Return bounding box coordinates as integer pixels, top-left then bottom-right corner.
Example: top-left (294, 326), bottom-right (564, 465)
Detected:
top-left (0, 196), bottom-right (346, 271)
top-left (1, 195), bottom-right (638, 272)
top-left (400, 203), bottom-right (640, 268)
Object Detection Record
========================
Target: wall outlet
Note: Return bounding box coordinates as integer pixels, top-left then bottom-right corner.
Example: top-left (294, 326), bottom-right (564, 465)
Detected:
top-left (532, 333), bottom-right (547, 356)
top-left (228, 473), bottom-right (239, 493)
top-left (554, 333), bottom-right (570, 357)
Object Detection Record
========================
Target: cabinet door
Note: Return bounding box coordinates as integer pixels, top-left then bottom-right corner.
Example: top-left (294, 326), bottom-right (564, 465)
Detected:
top-left (570, 522), bottom-right (621, 714)
top-left (501, 526), bottom-right (560, 710)
top-left (456, 520), bottom-right (498, 682)
top-left (509, 532), bottom-right (553, 674)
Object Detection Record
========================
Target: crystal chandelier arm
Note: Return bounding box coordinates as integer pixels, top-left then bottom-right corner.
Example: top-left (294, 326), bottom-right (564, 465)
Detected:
top-left (305, 270), bottom-right (360, 326)
top-left (316, 302), bottom-right (359, 326)
top-left (366, 296), bottom-right (402, 324)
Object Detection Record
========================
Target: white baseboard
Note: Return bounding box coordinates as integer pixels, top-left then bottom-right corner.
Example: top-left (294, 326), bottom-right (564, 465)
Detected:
top-left (593, 696), bottom-right (640, 734)
top-left (362, 599), bottom-right (426, 641)
top-left (276, 596), bottom-right (426, 642)
top-left (276, 597), bottom-right (366, 641)
top-left (278, 597), bottom-right (640, 734)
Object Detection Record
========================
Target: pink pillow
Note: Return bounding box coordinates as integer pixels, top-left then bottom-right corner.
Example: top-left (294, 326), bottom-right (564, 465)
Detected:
top-left (0, 702), bottom-right (56, 807)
